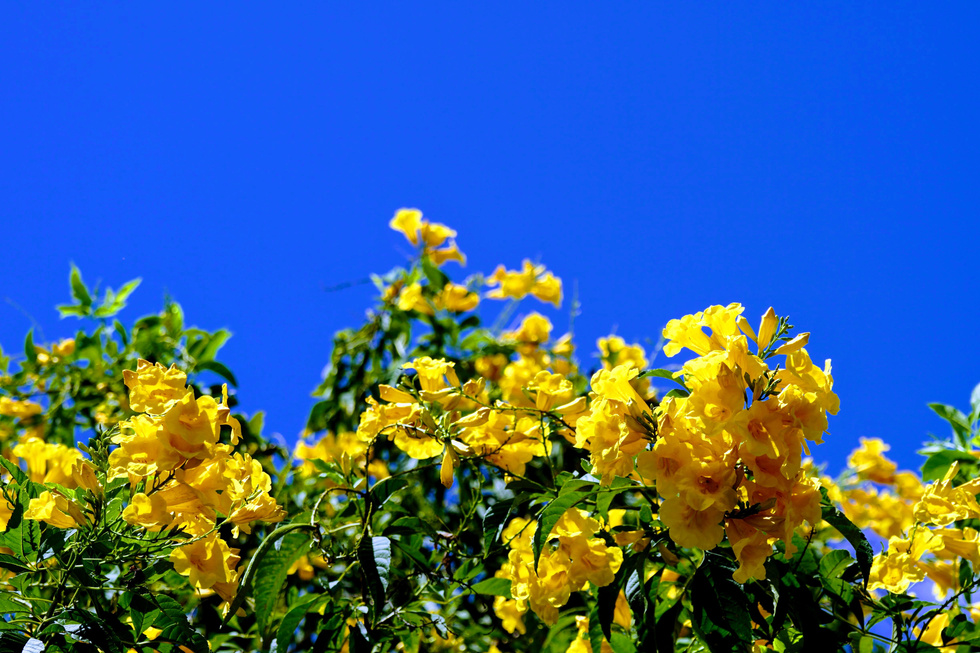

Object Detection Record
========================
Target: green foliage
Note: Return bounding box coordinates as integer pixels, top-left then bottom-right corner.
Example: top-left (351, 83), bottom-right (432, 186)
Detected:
top-left (1, 251), bottom-right (979, 653)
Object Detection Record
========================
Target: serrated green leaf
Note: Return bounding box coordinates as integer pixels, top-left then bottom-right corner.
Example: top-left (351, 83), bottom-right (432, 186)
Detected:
top-left (254, 532), bottom-right (312, 636)
top-left (224, 522), bottom-right (316, 623)
top-left (469, 577), bottom-right (513, 598)
top-left (641, 368), bottom-right (689, 391)
top-left (359, 536), bottom-right (392, 625)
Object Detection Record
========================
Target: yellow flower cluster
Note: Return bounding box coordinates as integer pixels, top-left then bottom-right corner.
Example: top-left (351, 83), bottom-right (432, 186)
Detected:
top-left (867, 462), bottom-right (980, 595)
top-left (632, 304), bottom-right (838, 582)
top-left (835, 438), bottom-right (922, 540)
top-left (396, 281), bottom-right (480, 315)
top-left (0, 397), bottom-right (43, 419)
top-left (114, 360), bottom-right (286, 602)
top-left (486, 260), bottom-right (562, 307)
top-left (493, 509), bottom-right (624, 630)
top-left (389, 208), bottom-right (466, 266)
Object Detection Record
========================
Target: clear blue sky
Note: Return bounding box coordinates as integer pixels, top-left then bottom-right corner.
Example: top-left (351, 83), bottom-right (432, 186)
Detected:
top-left (2, 4), bottom-right (978, 474)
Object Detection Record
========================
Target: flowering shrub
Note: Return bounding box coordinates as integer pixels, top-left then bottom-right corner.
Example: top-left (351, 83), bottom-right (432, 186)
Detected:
top-left (0, 212), bottom-right (979, 652)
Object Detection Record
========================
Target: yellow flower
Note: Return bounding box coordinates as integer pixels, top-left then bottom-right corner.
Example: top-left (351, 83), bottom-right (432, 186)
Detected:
top-left (389, 208), bottom-right (465, 265)
top-left (402, 357), bottom-right (460, 392)
top-left (123, 492), bottom-right (172, 531)
top-left (396, 283), bottom-right (434, 315)
top-left (13, 437), bottom-right (82, 486)
top-left (659, 498), bottom-right (726, 550)
top-left (123, 359), bottom-right (188, 414)
top-left (437, 283), bottom-right (479, 312)
top-left (505, 313), bottom-right (552, 348)
top-left (914, 463), bottom-right (980, 526)
top-left (25, 491), bottom-right (79, 529)
top-left (390, 208), bottom-right (425, 245)
top-left (486, 260), bottom-right (562, 307)
top-left (0, 397), bottom-right (43, 419)
top-left (170, 534), bottom-right (239, 590)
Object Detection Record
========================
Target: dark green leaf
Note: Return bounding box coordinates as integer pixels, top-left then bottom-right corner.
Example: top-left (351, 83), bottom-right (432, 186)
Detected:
top-left (641, 368), bottom-right (689, 391)
top-left (254, 532), bottom-right (312, 636)
top-left (690, 553), bottom-right (752, 652)
top-left (820, 487), bottom-right (873, 587)
top-left (274, 595), bottom-right (327, 653)
top-left (194, 360), bottom-right (239, 386)
top-left (359, 536), bottom-right (392, 625)
top-left (24, 331), bottom-right (36, 364)
top-left (369, 477), bottom-right (409, 510)
top-left (469, 577), bottom-right (513, 598)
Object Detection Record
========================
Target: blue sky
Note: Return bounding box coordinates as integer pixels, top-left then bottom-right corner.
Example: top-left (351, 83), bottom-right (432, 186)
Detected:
top-left (2, 4), bottom-right (978, 474)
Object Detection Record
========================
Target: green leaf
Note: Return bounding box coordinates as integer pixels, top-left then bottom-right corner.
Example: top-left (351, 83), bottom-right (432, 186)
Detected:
top-left (589, 601), bottom-right (606, 653)
top-left (641, 368), bottom-right (689, 391)
top-left (420, 257), bottom-right (449, 291)
top-left (0, 458), bottom-right (28, 486)
top-left (608, 633), bottom-right (637, 653)
top-left (56, 304), bottom-right (88, 318)
top-left (532, 486), bottom-right (594, 570)
top-left (224, 522), bottom-right (317, 623)
top-left (469, 577), bottom-right (513, 598)
top-left (921, 449), bottom-right (977, 482)
top-left (145, 595), bottom-right (209, 652)
top-left (359, 536), bottom-right (392, 625)
top-left (254, 532), bottom-right (312, 636)
top-left (597, 576), bottom-right (620, 640)
top-left (69, 264), bottom-right (92, 307)
top-left (24, 330), bottom-right (36, 364)
top-left (194, 360), bottom-right (239, 386)
top-left (928, 403), bottom-right (971, 440)
top-left (820, 487), bottom-right (873, 588)
top-left (274, 594), bottom-right (328, 653)
top-left (112, 277), bottom-right (141, 306)
top-left (369, 477), bottom-right (409, 509)
top-left (690, 553), bottom-right (753, 652)
top-left (597, 477), bottom-right (634, 522)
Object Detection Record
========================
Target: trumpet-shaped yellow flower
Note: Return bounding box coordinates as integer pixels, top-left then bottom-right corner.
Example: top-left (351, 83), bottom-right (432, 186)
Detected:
top-left (25, 490), bottom-right (79, 529)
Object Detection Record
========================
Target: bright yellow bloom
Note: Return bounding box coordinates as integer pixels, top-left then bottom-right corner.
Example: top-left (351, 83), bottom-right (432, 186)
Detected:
top-left (0, 495), bottom-right (14, 531)
top-left (505, 313), bottom-right (552, 348)
top-left (847, 438), bottom-right (897, 484)
top-left (914, 463), bottom-right (980, 526)
top-left (396, 283), bottom-right (434, 315)
top-left (13, 437), bottom-right (82, 486)
top-left (0, 397), bottom-right (43, 419)
top-left (437, 283), bottom-right (479, 312)
top-left (123, 359), bottom-right (188, 414)
top-left (486, 260), bottom-right (562, 307)
top-left (170, 534), bottom-right (239, 590)
top-left (25, 491), bottom-right (79, 529)
top-left (659, 498), bottom-right (726, 550)
top-left (389, 208), bottom-right (466, 266)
